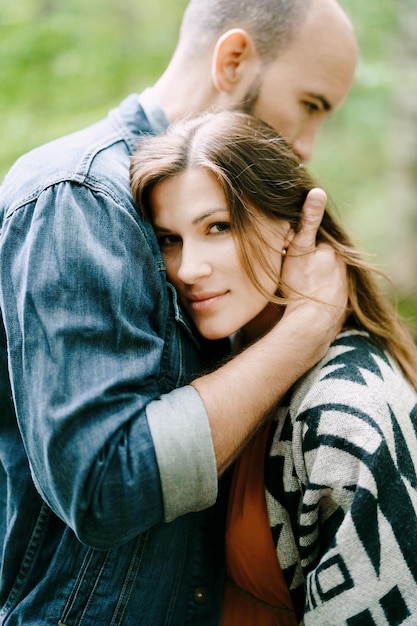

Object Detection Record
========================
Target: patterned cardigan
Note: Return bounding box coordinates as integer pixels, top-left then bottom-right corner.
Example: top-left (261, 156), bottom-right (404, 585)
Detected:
top-left (265, 330), bottom-right (417, 626)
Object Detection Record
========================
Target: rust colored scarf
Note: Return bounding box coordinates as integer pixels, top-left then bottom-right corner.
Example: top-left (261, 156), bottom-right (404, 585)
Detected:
top-left (221, 422), bottom-right (298, 626)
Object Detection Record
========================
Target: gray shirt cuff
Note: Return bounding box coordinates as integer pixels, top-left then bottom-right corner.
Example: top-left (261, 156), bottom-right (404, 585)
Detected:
top-left (146, 385), bottom-right (218, 522)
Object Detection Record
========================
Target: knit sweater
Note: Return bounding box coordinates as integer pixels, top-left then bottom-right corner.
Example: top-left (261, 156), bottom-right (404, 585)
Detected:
top-left (265, 330), bottom-right (417, 626)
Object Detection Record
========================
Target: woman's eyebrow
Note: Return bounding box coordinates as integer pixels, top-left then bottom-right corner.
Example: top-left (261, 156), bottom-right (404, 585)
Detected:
top-left (153, 224), bottom-right (172, 232)
top-left (192, 208), bottom-right (229, 226)
top-left (153, 208), bottom-right (229, 231)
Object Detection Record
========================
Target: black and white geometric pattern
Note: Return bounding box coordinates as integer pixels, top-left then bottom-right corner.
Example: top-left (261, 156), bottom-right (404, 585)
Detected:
top-left (265, 330), bottom-right (417, 625)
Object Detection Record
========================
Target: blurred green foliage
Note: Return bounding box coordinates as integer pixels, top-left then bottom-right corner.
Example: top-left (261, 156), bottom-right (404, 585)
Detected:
top-left (0, 0), bottom-right (187, 171)
top-left (1, 0), bottom-right (416, 329)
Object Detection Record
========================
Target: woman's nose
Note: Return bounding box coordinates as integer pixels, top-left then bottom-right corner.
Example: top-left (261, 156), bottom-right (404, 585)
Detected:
top-left (177, 242), bottom-right (212, 284)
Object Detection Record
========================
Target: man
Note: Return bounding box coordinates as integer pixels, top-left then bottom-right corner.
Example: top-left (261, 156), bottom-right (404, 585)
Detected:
top-left (0, 0), bottom-right (357, 623)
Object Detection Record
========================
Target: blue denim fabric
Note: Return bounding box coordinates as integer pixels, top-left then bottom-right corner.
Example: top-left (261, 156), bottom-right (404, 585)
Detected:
top-left (0, 93), bottom-right (226, 624)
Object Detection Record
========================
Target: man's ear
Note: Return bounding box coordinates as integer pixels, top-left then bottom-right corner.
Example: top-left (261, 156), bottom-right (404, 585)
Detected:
top-left (211, 29), bottom-right (259, 94)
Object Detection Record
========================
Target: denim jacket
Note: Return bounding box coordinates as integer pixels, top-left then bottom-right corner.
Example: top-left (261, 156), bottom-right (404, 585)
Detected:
top-left (0, 92), bottom-right (226, 625)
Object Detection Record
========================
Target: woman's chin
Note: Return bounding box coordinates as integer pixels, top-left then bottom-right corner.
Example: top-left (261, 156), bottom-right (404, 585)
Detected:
top-left (195, 324), bottom-right (236, 342)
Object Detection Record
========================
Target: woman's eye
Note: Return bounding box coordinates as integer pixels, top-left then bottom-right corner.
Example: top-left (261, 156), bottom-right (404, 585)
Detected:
top-left (157, 234), bottom-right (181, 249)
top-left (209, 222), bottom-right (231, 234)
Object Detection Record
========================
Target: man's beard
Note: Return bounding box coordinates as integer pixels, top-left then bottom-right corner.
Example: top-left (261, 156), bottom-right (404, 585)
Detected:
top-left (235, 73), bottom-right (262, 115)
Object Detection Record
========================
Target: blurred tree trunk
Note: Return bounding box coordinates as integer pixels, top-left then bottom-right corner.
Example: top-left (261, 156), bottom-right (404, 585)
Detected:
top-left (388, 1), bottom-right (417, 302)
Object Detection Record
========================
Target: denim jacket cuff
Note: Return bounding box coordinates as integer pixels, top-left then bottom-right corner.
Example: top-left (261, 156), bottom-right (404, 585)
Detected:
top-left (146, 385), bottom-right (218, 521)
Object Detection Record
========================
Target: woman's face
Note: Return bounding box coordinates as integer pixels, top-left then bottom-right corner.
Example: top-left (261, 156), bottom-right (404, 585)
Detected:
top-left (149, 167), bottom-right (290, 341)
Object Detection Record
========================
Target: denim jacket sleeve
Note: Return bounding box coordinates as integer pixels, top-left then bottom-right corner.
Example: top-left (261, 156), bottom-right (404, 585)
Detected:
top-left (0, 179), bottom-right (218, 550)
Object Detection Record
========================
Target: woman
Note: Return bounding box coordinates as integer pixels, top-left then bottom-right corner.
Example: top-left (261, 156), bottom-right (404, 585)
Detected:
top-left (130, 112), bottom-right (417, 625)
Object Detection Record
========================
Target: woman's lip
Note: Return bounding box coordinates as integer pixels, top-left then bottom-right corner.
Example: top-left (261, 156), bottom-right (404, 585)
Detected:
top-left (187, 292), bottom-right (227, 311)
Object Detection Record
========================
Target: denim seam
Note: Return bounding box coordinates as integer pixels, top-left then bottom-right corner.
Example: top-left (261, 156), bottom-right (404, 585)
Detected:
top-left (109, 532), bottom-right (149, 626)
top-left (162, 526), bottom-right (188, 626)
top-left (59, 549), bottom-right (112, 626)
top-left (78, 553), bottom-right (111, 626)
top-left (0, 503), bottom-right (52, 619)
top-left (59, 548), bottom-right (95, 623)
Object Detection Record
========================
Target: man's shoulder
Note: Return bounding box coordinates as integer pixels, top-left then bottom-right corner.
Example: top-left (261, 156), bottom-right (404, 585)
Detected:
top-left (0, 94), bottom-right (149, 217)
